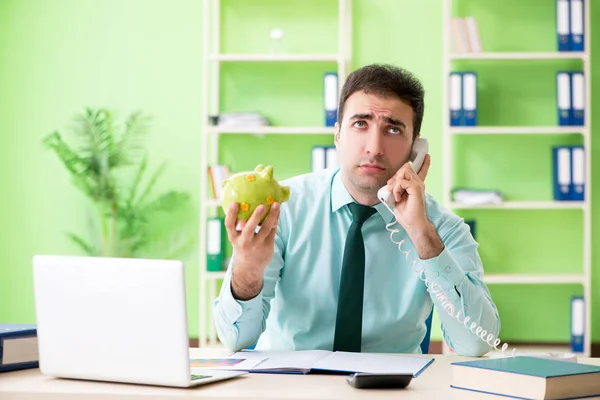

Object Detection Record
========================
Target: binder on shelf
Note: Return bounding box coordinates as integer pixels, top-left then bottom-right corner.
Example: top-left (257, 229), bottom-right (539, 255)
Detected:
top-left (325, 146), bottom-right (338, 169)
top-left (570, 145), bottom-right (585, 201)
top-left (571, 296), bottom-right (584, 353)
top-left (449, 72), bottom-right (462, 126)
top-left (569, 0), bottom-right (584, 52)
top-left (206, 217), bottom-right (224, 272)
top-left (312, 146), bottom-right (338, 171)
top-left (324, 72), bottom-right (338, 127)
top-left (465, 219), bottom-right (476, 240)
top-left (312, 146), bottom-right (326, 172)
top-left (552, 146), bottom-right (572, 201)
top-left (462, 72), bottom-right (477, 126)
top-left (571, 71), bottom-right (585, 126)
top-left (556, 71), bottom-right (572, 126)
top-left (556, 0), bottom-right (570, 51)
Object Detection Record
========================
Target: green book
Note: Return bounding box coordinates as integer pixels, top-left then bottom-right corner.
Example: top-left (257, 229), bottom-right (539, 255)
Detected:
top-left (451, 356), bottom-right (600, 399)
top-left (206, 217), bottom-right (224, 272)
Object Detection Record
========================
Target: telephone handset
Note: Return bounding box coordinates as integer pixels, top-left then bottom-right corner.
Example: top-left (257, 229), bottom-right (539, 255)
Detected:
top-left (376, 137), bottom-right (576, 361)
top-left (377, 137), bottom-right (429, 210)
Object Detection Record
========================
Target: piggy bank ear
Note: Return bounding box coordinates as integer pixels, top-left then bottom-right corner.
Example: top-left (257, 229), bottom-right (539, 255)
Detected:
top-left (262, 165), bottom-right (273, 180)
top-left (254, 164), bottom-right (265, 172)
top-left (221, 178), bottom-right (229, 188)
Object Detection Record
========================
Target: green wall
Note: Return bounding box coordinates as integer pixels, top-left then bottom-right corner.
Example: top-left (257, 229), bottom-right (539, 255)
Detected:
top-left (1, 0), bottom-right (599, 345)
top-left (0, 0), bottom-right (203, 333)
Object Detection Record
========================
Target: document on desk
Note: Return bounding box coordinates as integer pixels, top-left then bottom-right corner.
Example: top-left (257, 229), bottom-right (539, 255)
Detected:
top-left (190, 356), bottom-right (268, 371)
top-left (228, 350), bottom-right (434, 377)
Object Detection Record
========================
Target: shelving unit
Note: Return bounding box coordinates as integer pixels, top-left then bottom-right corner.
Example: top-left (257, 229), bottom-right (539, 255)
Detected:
top-left (450, 52), bottom-right (587, 60)
top-left (199, 0), bottom-right (353, 348)
top-left (442, 0), bottom-right (591, 356)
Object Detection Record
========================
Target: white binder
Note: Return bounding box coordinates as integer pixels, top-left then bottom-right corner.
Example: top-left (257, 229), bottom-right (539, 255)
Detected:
top-left (556, 72), bottom-right (571, 125)
top-left (325, 147), bottom-right (338, 169)
top-left (312, 147), bottom-right (326, 172)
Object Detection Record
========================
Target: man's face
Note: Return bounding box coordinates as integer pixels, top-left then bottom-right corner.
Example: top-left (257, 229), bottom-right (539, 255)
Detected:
top-left (334, 90), bottom-right (416, 195)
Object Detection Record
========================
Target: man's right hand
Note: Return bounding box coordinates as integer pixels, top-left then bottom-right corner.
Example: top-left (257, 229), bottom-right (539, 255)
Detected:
top-left (224, 202), bottom-right (281, 301)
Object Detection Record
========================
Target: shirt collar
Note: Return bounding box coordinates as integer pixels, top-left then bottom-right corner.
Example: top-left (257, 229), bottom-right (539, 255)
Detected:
top-left (330, 170), bottom-right (397, 224)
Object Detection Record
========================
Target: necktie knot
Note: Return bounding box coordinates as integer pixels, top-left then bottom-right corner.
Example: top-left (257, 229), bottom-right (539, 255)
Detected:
top-left (348, 203), bottom-right (376, 226)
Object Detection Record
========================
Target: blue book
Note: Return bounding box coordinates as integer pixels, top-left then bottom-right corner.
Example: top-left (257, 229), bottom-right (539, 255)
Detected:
top-left (462, 72), bottom-right (477, 126)
top-left (556, 71), bottom-right (571, 126)
top-left (0, 324), bottom-right (39, 372)
top-left (570, 145), bottom-right (585, 201)
top-left (569, 0), bottom-right (584, 52)
top-left (323, 72), bottom-right (338, 127)
top-left (556, 0), bottom-right (570, 51)
top-left (449, 72), bottom-right (463, 126)
top-left (553, 146), bottom-right (572, 201)
top-left (451, 356), bottom-right (600, 400)
top-left (570, 71), bottom-right (585, 126)
top-left (571, 296), bottom-right (585, 353)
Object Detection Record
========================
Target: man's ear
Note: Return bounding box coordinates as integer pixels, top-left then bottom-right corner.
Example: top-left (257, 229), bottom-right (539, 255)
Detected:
top-left (334, 122), bottom-right (341, 145)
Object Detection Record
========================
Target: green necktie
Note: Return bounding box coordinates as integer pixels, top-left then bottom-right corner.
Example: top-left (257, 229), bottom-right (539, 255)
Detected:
top-left (333, 202), bottom-right (377, 352)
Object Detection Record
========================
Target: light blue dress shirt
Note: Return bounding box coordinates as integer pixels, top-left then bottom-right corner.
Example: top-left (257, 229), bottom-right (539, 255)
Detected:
top-left (213, 168), bottom-right (500, 356)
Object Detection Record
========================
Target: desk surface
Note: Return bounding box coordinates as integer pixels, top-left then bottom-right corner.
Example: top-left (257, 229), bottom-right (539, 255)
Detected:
top-left (2, 349), bottom-right (600, 400)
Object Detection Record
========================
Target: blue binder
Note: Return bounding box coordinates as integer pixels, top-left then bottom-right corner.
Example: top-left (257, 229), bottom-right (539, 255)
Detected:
top-left (556, 71), bottom-right (571, 126)
top-left (324, 72), bottom-right (338, 127)
top-left (556, 0), bottom-right (570, 51)
top-left (462, 72), bottom-right (477, 126)
top-left (552, 146), bottom-right (571, 201)
top-left (569, 0), bottom-right (584, 52)
top-left (570, 296), bottom-right (584, 353)
top-left (570, 71), bottom-right (585, 126)
top-left (449, 72), bottom-right (463, 126)
top-left (570, 145), bottom-right (585, 201)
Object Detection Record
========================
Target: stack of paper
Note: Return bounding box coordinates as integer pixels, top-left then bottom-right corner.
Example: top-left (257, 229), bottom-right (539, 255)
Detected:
top-left (452, 189), bottom-right (503, 206)
top-left (217, 112), bottom-right (269, 128)
top-left (191, 350), bottom-right (434, 377)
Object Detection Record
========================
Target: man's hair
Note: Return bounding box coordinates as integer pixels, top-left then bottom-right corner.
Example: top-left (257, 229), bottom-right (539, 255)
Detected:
top-left (337, 64), bottom-right (425, 139)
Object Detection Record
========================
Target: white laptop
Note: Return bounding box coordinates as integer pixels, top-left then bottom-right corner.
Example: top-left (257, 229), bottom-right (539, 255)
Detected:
top-left (32, 255), bottom-right (246, 388)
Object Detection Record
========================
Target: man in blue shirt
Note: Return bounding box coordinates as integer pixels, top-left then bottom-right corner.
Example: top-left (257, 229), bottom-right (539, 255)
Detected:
top-left (213, 64), bottom-right (500, 357)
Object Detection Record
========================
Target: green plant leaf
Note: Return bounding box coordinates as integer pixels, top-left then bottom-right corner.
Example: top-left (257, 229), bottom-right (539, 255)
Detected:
top-left (43, 131), bottom-right (96, 196)
top-left (46, 107), bottom-right (195, 262)
top-left (139, 191), bottom-right (190, 218)
top-left (111, 111), bottom-right (150, 168)
top-left (127, 154), bottom-right (148, 207)
top-left (135, 162), bottom-right (167, 206)
top-left (66, 232), bottom-right (97, 256)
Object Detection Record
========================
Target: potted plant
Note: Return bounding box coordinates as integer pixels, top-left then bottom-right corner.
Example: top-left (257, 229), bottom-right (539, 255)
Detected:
top-left (43, 108), bottom-right (195, 260)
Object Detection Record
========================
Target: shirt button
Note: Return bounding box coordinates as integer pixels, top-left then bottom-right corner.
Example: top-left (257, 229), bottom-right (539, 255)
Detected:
top-left (434, 271), bottom-right (439, 278)
top-left (445, 266), bottom-right (452, 273)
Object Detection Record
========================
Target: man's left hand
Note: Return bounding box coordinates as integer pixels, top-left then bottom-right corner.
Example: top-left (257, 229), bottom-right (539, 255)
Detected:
top-left (386, 154), bottom-right (431, 230)
top-left (386, 154), bottom-right (444, 259)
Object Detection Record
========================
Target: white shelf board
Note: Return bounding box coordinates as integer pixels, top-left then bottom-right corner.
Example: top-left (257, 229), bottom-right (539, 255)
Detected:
top-left (484, 274), bottom-right (585, 285)
top-left (209, 126), bottom-right (334, 135)
top-left (210, 53), bottom-right (340, 62)
top-left (205, 271), bottom-right (226, 280)
top-left (449, 126), bottom-right (587, 135)
top-left (449, 201), bottom-right (586, 210)
top-left (450, 52), bottom-right (587, 61)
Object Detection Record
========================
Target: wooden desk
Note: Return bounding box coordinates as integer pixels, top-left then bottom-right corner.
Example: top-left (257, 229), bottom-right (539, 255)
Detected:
top-left (2, 349), bottom-right (600, 400)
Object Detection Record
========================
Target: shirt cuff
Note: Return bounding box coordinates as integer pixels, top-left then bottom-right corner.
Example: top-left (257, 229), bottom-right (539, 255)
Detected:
top-left (419, 247), bottom-right (466, 301)
top-left (217, 275), bottom-right (263, 326)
